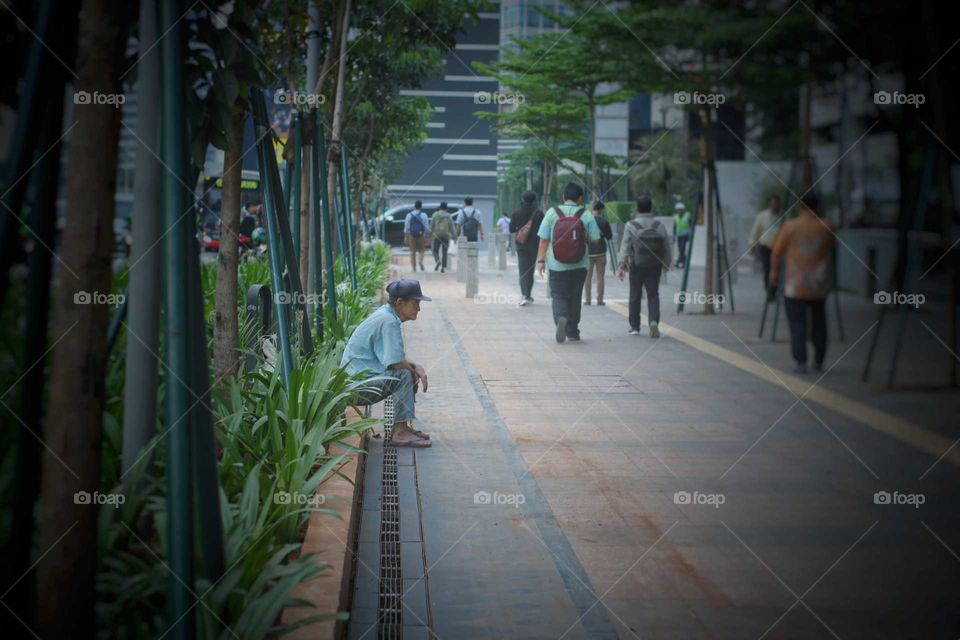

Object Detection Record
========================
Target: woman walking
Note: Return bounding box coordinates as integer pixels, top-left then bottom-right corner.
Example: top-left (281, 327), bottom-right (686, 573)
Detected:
top-left (509, 190), bottom-right (544, 306)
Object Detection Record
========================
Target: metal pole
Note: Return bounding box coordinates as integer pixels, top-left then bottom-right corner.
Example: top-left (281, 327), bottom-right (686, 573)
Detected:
top-left (313, 116), bottom-right (337, 326)
top-left (254, 99), bottom-right (294, 384)
top-left (339, 140), bottom-right (358, 289)
top-left (291, 113), bottom-right (302, 262)
top-left (159, 0), bottom-right (195, 634)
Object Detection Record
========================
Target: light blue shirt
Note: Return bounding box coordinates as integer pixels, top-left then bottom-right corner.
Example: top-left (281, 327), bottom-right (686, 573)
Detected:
top-left (536, 200), bottom-right (601, 271)
top-left (340, 304), bottom-right (405, 375)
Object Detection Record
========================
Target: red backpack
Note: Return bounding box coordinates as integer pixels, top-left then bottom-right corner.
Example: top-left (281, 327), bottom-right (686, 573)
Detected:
top-left (551, 207), bottom-right (587, 263)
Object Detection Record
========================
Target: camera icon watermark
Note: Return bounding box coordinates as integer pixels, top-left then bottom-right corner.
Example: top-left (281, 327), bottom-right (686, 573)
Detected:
top-left (74, 90), bottom-right (125, 108)
top-left (873, 290), bottom-right (924, 308)
top-left (873, 490), bottom-right (924, 509)
top-left (274, 291), bottom-right (323, 305)
top-left (674, 490), bottom-right (725, 509)
top-left (74, 490), bottom-right (125, 507)
top-left (474, 91), bottom-right (526, 106)
top-left (473, 490), bottom-right (526, 508)
top-left (673, 91), bottom-right (726, 106)
top-left (873, 91), bottom-right (925, 108)
top-left (473, 291), bottom-right (523, 305)
top-left (274, 89), bottom-right (325, 107)
top-left (74, 290), bottom-right (125, 306)
top-left (274, 490), bottom-right (326, 507)
top-left (674, 291), bottom-right (725, 306)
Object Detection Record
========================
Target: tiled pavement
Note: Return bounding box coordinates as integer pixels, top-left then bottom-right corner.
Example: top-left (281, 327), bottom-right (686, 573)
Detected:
top-left (347, 247), bottom-right (960, 639)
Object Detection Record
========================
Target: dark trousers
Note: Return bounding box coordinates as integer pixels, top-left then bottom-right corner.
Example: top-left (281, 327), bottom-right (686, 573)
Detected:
top-left (432, 237), bottom-right (449, 268)
top-left (676, 235), bottom-right (689, 266)
top-left (757, 245), bottom-right (775, 299)
top-left (548, 268), bottom-right (587, 338)
top-left (517, 245), bottom-right (537, 298)
top-left (784, 297), bottom-right (827, 366)
top-left (628, 266), bottom-right (661, 329)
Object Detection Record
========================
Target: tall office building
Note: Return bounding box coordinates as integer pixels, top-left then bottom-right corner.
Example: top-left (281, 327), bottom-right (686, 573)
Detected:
top-left (390, 7), bottom-right (501, 226)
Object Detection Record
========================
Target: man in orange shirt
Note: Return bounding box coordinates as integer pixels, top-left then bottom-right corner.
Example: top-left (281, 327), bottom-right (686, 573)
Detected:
top-left (769, 194), bottom-right (836, 373)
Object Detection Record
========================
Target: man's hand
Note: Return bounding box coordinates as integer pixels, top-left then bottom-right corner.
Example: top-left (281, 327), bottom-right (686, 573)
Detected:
top-left (617, 266), bottom-right (626, 280)
top-left (413, 363), bottom-right (428, 393)
top-left (537, 260), bottom-right (545, 277)
top-left (403, 234), bottom-right (410, 247)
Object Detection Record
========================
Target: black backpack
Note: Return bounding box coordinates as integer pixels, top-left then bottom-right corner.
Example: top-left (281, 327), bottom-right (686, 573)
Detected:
top-left (461, 208), bottom-right (480, 241)
top-left (628, 219), bottom-right (666, 269)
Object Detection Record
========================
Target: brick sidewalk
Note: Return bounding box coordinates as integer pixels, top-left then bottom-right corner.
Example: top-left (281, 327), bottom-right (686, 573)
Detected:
top-left (347, 247), bottom-right (959, 639)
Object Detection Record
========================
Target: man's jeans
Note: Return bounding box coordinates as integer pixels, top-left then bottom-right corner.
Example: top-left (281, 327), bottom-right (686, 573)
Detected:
top-left (549, 268), bottom-right (587, 338)
top-left (628, 266), bottom-right (661, 329)
top-left (784, 297), bottom-right (827, 366)
top-left (516, 245), bottom-right (537, 298)
top-left (354, 369), bottom-right (416, 421)
top-left (584, 254), bottom-right (606, 303)
top-left (432, 237), bottom-right (449, 268)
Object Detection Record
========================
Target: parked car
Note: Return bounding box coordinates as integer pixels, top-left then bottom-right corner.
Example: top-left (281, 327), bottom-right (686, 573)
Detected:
top-left (375, 203), bottom-right (461, 247)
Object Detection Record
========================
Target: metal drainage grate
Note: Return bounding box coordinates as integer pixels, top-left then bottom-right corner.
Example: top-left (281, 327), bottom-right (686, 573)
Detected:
top-left (378, 397), bottom-right (402, 639)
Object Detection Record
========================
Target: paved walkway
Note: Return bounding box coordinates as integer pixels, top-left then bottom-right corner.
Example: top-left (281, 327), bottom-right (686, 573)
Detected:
top-left (349, 247), bottom-right (960, 639)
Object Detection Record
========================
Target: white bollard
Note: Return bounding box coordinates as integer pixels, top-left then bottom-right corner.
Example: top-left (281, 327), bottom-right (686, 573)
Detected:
top-left (456, 238), bottom-right (466, 283)
top-left (465, 242), bottom-right (480, 298)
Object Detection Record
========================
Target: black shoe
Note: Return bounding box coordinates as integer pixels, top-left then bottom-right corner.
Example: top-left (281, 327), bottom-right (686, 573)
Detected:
top-left (567, 335), bottom-right (581, 342)
top-left (597, 300), bottom-right (605, 306)
top-left (793, 363), bottom-right (808, 374)
top-left (813, 362), bottom-right (823, 372)
top-left (585, 300), bottom-right (591, 306)
top-left (434, 262), bottom-right (440, 271)
top-left (419, 262), bottom-right (425, 271)
top-left (556, 317), bottom-right (567, 343)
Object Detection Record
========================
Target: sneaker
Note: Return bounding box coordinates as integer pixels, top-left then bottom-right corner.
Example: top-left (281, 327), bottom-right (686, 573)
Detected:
top-left (419, 262), bottom-right (425, 271)
top-left (585, 300), bottom-right (591, 306)
top-left (628, 328), bottom-right (640, 335)
top-left (597, 300), bottom-right (605, 306)
top-left (526, 296), bottom-right (534, 304)
top-left (649, 322), bottom-right (660, 338)
top-left (555, 316), bottom-right (567, 343)
top-left (567, 335), bottom-right (581, 342)
top-left (518, 298), bottom-right (529, 307)
top-left (793, 363), bottom-right (808, 374)
top-left (434, 263), bottom-right (440, 271)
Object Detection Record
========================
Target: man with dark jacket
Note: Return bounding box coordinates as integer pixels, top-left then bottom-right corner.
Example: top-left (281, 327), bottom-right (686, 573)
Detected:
top-left (584, 200), bottom-right (613, 306)
top-left (509, 190), bottom-right (544, 306)
top-left (618, 195), bottom-right (671, 338)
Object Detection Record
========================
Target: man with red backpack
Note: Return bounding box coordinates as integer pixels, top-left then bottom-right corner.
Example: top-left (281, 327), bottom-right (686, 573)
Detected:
top-left (535, 182), bottom-right (602, 343)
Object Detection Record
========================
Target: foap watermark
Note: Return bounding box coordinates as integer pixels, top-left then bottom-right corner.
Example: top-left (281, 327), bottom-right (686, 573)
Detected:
top-left (674, 291), bottom-right (725, 306)
top-left (474, 91), bottom-right (525, 106)
top-left (275, 291), bottom-right (323, 305)
top-left (873, 91), bottom-right (925, 108)
top-left (873, 290), bottom-right (924, 308)
top-left (474, 490), bottom-right (526, 508)
top-left (274, 89), bottom-right (325, 107)
top-left (74, 90), bottom-right (125, 108)
top-left (873, 490), bottom-right (924, 509)
top-left (275, 491), bottom-right (326, 507)
top-left (674, 490), bottom-right (725, 509)
top-left (473, 291), bottom-right (523, 305)
top-left (74, 290), bottom-right (125, 306)
top-left (74, 490), bottom-right (125, 507)
top-left (674, 91), bottom-right (726, 106)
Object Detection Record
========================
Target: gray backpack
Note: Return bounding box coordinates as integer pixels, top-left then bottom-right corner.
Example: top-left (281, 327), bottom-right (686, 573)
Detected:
top-left (628, 219), bottom-right (666, 268)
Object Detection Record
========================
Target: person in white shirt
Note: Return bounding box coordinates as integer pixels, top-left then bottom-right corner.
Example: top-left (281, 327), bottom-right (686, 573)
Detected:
top-left (497, 213), bottom-right (513, 253)
top-left (455, 197), bottom-right (484, 242)
top-left (749, 195), bottom-right (782, 301)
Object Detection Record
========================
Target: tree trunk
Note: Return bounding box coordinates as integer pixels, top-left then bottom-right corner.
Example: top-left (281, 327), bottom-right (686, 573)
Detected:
top-left (213, 111), bottom-right (245, 385)
top-left (122, 0), bottom-right (162, 482)
top-left (589, 96), bottom-right (598, 198)
top-left (326, 0), bottom-right (352, 260)
top-left (35, 0), bottom-right (128, 636)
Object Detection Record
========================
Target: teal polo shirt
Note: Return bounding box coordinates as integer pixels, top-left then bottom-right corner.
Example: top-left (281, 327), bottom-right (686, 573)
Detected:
top-left (536, 200), bottom-right (601, 271)
top-left (340, 304), bottom-right (405, 375)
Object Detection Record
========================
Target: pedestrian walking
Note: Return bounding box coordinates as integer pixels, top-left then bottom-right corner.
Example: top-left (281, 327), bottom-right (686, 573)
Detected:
top-left (404, 200), bottom-right (430, 272)
top-left (673, 202), bottom-right (691, 268)
top-left (509, 190), bottom-right (544, 306)
top-left (497, 213), bottom-right (513, 254)
top-left (583, 200), bottom-right (613, 306)
top-left (769, 194), bottom-right (835, 373)
top-left (750, 195), bottom-right (782, 300)
top-left (455, 197), bottom-right (484, 242)
top-left (536, 182), bottom-right (601, 343)
top-left (341, 279), bottom-right (432, 447)
top-left (429, 202), bottom-right (454, 272)
top-left (618, 194), bottom-right (671, 338)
